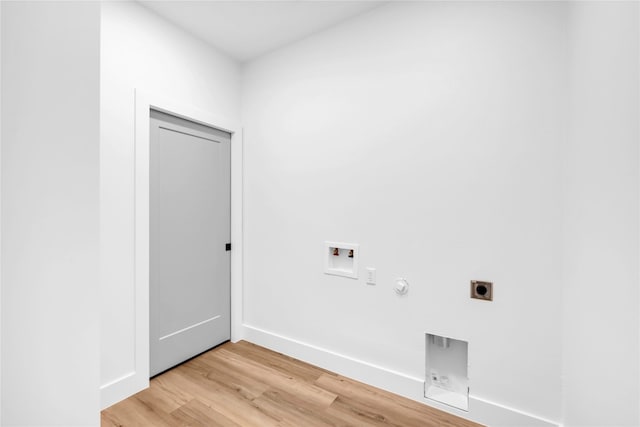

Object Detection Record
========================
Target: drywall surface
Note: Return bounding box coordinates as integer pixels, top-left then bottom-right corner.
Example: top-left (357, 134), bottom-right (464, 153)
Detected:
top-left (100, 1), bottom-right (240, 408)
top-left (241, 2), bottom-right (566, 424)
top-left (563, 2), bottom-right (640, 426)
top-left (0, 3), bottom-right (3, 422)
top-left (1, 2), bottom-right (100, 425)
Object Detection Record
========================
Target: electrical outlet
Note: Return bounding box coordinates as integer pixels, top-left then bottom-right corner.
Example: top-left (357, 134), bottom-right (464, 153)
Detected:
top-left (471, 280), bottom-right (493, 301)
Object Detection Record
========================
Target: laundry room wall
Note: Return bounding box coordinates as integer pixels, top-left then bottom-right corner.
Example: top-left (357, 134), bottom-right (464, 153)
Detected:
top-left (562, 2), bottom-right (639, 425)
top-left (100, 1), bottom-right (240, 408)
top-left (2, 2), bottom-right (101, 425)
top-left (241, 2), bottom-right (567, 425)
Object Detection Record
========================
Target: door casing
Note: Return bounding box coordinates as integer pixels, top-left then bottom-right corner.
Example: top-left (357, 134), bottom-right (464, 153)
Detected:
top-left (99, 89), bottom-right (244, 410)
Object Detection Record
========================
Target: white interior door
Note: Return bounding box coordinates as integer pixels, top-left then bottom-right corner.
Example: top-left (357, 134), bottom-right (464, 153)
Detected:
top-left (149, 110), bottom-right (231, 377)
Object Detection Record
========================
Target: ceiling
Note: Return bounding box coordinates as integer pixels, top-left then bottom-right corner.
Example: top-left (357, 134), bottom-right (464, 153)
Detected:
top-left (139, 1), bottom-right (385, 63)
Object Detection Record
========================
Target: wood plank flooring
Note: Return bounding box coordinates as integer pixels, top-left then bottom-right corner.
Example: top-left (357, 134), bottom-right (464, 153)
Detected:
top-left (101, 341), bottom-right (483, 427)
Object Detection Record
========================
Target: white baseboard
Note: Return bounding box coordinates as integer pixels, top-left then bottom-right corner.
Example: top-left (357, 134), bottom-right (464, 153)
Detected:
top-left (100, 371), bottom-right (148, 410)
top-left (242, 324), bottom-right (560, 427)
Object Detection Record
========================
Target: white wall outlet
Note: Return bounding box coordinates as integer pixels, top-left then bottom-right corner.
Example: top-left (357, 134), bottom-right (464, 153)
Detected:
top-left (365, 267), bottom-right (376, 285)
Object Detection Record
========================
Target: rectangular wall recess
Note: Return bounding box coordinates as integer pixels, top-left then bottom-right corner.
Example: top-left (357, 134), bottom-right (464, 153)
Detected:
top-left (425, 333), bottom-right (469, 411)
top-left (324, 241), bottom-right (359, 279)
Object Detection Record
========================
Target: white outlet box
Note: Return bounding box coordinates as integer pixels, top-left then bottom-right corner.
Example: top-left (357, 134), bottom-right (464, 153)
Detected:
top-left (425, 333), bottom-right (469, 411)
top-left (324, 241), bottom-right (359, 279)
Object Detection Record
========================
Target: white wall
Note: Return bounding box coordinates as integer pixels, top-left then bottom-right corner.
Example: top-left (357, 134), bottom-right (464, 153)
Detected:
top-left (1, 2), bottom-right (101, 426)
top-left (100, 1), bottom-right (240, 408)
top-left (241, 2), bottom-right (567, 425)
top-left (0, 2), bottom-right (3, 422)
top-left (563, 2), bottom-right (640, 426)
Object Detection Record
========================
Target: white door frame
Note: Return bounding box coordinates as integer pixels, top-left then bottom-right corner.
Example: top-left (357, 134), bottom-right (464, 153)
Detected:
top-left (133, 89), bottom-right (244, 392)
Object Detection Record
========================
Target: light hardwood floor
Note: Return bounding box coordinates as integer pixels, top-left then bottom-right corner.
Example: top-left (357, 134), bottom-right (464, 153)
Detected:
top-left (102, 340), bottom-right (483, 427)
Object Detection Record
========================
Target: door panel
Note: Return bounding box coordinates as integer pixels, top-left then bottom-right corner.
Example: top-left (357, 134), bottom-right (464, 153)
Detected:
top-left (150, 110), bottom-right (231, 376)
